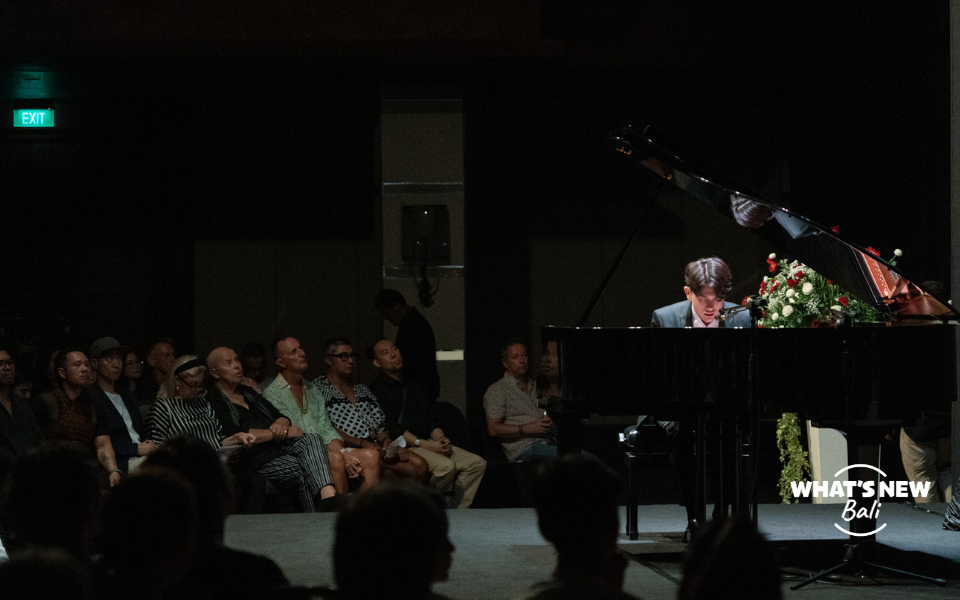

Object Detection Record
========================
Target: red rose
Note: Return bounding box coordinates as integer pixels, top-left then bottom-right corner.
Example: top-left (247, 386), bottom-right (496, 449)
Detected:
top-left (742, 296), bottom-right (750, 305)
top-left (839, 297), bottom-right (848, 306)
top-left (831, 225), bottom-right (840, 234)
top-left (759, 281), bottom-right (767, 294)
top-left (866, 247), bottom-right (880, 257)
top-left (827, 280), bottom-right (833, 285)
top-left (787, 278), bottom-right (798, 288)
top-left (795, 271), bottom-right (804, 279)
top-left (811, 319), bottom-right (820, 328)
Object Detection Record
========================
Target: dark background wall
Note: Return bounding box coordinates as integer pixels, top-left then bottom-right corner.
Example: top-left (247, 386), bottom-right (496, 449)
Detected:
top-left (0, 3), bottom-right (950, 416)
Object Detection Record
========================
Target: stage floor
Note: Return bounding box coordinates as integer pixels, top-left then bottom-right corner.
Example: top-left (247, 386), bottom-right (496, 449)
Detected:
top-left (224, 502), bottom-right (960, 599)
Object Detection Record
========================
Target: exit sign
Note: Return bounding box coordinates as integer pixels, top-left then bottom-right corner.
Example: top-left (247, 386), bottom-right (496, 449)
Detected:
top-left (14, 109), bottom-right (54, 127)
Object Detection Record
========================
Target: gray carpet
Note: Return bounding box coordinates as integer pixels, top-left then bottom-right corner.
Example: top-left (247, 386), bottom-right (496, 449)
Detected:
top-left (224, 503), bottom-right (960, 599)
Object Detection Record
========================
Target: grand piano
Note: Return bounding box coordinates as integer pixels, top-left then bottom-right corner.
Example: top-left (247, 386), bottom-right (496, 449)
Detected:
top-left (545, 124), bottom-right (959, 528)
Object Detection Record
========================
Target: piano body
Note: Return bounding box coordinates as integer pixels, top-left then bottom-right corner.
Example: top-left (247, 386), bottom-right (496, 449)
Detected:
top-left (546, 125), bottom-right (959, 525)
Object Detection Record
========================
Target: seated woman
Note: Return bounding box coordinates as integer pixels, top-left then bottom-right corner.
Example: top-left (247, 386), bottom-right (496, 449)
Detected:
top-left (147, 355), bottom-right (340, 512)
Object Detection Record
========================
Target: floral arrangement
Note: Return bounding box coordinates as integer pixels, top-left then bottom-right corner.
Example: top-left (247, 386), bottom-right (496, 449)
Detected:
top-left (752, 248), bottom-right (900, 328)
top-left (759, 244), bottom-right (901, 502)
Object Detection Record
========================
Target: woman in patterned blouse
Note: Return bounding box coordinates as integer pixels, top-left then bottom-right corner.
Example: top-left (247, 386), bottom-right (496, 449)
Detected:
top-left (147, 356), bottom-right (254, 449)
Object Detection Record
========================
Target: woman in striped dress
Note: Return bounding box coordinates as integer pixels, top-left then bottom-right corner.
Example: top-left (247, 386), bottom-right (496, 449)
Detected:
top-left (146, 356), bottom-right (254, 449)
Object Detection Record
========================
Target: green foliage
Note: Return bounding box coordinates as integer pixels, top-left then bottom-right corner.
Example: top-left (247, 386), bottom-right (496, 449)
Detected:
top-left (776, 412), bottom-right (813, 503)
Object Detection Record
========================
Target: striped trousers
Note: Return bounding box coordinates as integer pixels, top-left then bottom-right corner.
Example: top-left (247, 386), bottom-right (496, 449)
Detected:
top-left (258, 433), bottom-right (333, 512)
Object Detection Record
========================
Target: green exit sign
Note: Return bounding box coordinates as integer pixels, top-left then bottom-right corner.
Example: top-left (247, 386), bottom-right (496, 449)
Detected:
top-left (14, 109), bottom-right (54, 127)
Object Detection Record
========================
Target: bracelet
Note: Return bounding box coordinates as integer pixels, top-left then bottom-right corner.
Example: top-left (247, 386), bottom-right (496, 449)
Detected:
top-left (108, 469), bottom-right (121, 475)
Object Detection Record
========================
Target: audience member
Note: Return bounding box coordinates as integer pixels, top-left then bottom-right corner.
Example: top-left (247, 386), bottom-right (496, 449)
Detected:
top-left (141, 435), bottom-right (289, 600)
top-left (483, 338), bottom-right (556, 463)
top-left (678, 516), bottom-right (782, 600)
top-left (120, 350), bottom-right (143, 395)
top-left (0, 548), bottom-right (94, 600)
top-left (369, 339), bottom-right (485, 508)
top-left (88, 337), bottom-right (157, 474)
top-left (0, 346), bottom-right (39, 485)
top-left (32, 349), bottom-right (122, 487)
top-left (318, 338), bottom-right (428, 484)
top-left (534, 339), bottom-right (561, 410)
top-left (205, 346), bottom-right (343, 511)
top-left (376, 289), bottom-right (441, 402)
top-left (240, 341), bottom-right (272, 393)
top-left (1, 444), bottom-right (102, 561)
top-left (334, 484), bottom-right (454, 600)
top-left (101, 470), bottom-right (198, 600)
top-left (12, 377), bottom-right (32, 401)
top-left (522, 455), bottom-right (636, 600)
top-left (139, 338), bottom-right (176, 414)
top-left (263, 337), bottom-right (380, 495)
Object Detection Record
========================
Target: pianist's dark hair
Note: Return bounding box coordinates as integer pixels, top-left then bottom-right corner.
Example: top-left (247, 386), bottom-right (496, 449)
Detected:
top-left (500, 337), bottom-right (527, 361)
top-left (684, 257), bottom-right (732, 300)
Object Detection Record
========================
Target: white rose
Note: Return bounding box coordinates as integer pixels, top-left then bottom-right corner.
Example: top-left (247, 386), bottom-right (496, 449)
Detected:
top-left (768, 253), bottom-right (776, 260)
top-left (831, 305), bottom-right (842, 311)
top-left (894, 249), bottom-right (902, 257)
top-left (763, 276), bottom-right (769, 282)
top-left (782, 305), bottom-right (794, 317)
top-left (802, 282), bottom-right (813, 295)
top-left (771, 313), bottom-right (779, 321)
top-left (786, 289), bottom-right (795, 298)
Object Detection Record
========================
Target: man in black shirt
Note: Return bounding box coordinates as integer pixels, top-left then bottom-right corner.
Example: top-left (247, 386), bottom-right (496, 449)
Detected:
top-left (375, 289), bottom-right (441, 402)
top-left (0, 345), bottom-right (38, 485)
top-left (369, 339), bottom-right (485, 508)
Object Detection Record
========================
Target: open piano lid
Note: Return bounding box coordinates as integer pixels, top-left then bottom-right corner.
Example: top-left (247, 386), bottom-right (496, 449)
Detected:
top-left (608, 124), bottom-right (958, 322)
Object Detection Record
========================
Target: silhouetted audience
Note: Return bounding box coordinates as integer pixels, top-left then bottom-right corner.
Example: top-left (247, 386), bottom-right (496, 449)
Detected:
top-left (1, 444), bottom-right (102, 562)
top-left (522, 455), bottom-right (638, 600)
top-left (0, 548), bottom-right (94, 600)
top-left (678, 515), bottom-right (781, 600)
top-left (88, 337), bottom-right (157, 474)
top-left (140, 435), bottom-right (289, 600)
top-left (0, 345), bottom-right (39, 485)
top-left (334, 484), bottom-right (454, 600)
top-left (32, 349), bottom-right (121, 488)
top-left (375, 289), bottom-right (441, 402)
top-left (101, 470), bottom-right (198, 600)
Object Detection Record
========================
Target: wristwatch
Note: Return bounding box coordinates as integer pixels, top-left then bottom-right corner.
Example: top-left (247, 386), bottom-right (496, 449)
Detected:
top-left (414, 438), bottom-right (421, 446)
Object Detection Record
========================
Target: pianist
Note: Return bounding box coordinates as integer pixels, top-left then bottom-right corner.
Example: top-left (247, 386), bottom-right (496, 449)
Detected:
top-left (650, 257), bottom-right (749, 537)
top-left (483, 338), bottom-right (557, 463)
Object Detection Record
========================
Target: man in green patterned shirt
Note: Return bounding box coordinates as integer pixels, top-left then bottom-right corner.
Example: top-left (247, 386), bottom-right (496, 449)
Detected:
top-left (263, 337), bottom-right (380, 493)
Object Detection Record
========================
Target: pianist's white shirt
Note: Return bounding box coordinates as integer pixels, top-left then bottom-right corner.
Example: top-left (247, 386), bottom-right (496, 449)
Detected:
top-left (691, 310), bottom-right (719, 328)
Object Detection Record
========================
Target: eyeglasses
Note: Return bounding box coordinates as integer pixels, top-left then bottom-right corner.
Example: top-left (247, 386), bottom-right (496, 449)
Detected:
top-left (0, 360), bottom-right (14, 368)
top-left (178, 377), bottom-right (204, 390)
top-left (327, 352), bottom-right (360, 362)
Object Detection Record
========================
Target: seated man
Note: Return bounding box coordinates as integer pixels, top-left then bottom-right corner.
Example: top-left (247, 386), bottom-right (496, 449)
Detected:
top-left (651, 256), bottom-right (750, 533)
top-left (88, 337), bottom-right (157, 474)
top-left (369, 339), bottom-right (486, 508)
top-left (33, 349), bottom-right (122, 488)
top-left (262, 337), bottom-right (380, 494)
top-left (483, 338), bottom-right (556, 463)
top-left (0, 345), bottom-right (39, 485)
top-left (316, 338), bottom-right (427, 483)
top-left (206, 346), bottom-right (344, 510)
top-left (522, 455), bottom-right (637, 600)
top-left (375, 289), bottom-right (441, 402)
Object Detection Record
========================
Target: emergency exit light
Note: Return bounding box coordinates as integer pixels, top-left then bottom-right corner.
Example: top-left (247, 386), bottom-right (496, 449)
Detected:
top-left (14, 109), bottom-right (54, 127)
